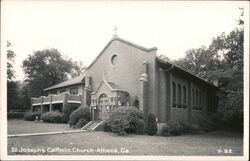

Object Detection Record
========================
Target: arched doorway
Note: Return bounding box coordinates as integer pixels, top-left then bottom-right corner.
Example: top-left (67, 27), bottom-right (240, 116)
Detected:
top-left (98, 93), bottom-right (109, 120)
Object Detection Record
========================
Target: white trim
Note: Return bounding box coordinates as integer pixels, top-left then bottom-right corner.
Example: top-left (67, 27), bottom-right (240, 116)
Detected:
top-left (32, 103), bottom-right (41, 106)
top-left (68, 100), bottom-right (81, 104)
top-left (81, 121), bottom-right (93, 130)
top-left (42, 102), bottom-right (50, 105)
top-left (52, 101), bottom-right (63, 104)
top-left (92, 121), bottom-right (104, 130)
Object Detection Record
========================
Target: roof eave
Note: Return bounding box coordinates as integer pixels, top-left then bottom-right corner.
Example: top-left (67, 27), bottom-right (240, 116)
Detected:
top-left (87, 36), bottom-right (157, 69)
top-left (156, 58), bottom-right (219, 90)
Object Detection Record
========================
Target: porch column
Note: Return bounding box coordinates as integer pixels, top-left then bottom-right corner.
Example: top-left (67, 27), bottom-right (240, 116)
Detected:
top-left (166, 71), bottom-right (172, 121)
top-left (49, 95), bottom-right (53, 112)
top-left (63, 93), bottom-right (69, 113)
top-left (41, 96), bottom-right (44, 114)
top-left (139, 61), bottom-right (148, 118)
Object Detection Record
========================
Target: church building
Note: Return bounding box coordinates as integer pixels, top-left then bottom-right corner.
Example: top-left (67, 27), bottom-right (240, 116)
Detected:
top-left (31, 35), bottom-right (219, 128)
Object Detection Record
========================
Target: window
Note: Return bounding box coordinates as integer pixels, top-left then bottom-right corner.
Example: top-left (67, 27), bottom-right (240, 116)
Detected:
top-left (199, 91), bottom-right (202, 110)
top-left (192, 89), bottom-right (195, 109)
top-left (178, 84), bottom-right (182, 108)
top-left (195, 90), bottom-right (198, 109)
top-left (70, 87), bottom-right (78, 95)
top-left (183, 86), bottom-right (187, 109)
top-left (60, 89), bottom-right (66, 93)
top-left (51, 91), bottom-right (57, 95)
top-left (172, 82), bottom-right (176, 108)
top-left (111, 54), bottom-right (118, 65)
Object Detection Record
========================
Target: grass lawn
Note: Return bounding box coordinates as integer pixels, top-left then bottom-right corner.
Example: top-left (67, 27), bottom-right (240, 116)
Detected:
top-left (8, 119), bottom-right (72, 135)
top-left (7, 120), bottom-right (243, 156)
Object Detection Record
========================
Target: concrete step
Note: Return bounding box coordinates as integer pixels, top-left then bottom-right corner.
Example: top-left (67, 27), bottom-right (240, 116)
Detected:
top-left (81, 121), bottom-right (103, 131)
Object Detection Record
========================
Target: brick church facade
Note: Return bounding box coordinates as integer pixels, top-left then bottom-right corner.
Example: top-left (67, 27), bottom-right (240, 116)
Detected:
top-left (31, 36), bottom-right (218, 127)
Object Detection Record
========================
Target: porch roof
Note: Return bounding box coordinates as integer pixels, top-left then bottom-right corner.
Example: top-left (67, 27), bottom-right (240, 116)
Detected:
top-left (43, 74), bottom-right (85, 91)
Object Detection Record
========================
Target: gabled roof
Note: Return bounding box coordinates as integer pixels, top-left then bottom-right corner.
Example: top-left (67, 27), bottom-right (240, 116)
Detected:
top-left (156, 58), bottom-right (219, 90)
top-left (91, 79), bottom-right (127, 95)
top-left (87, 36), bottom-right (157, 69)
top-left (43, 74), bottom-right (85, 91)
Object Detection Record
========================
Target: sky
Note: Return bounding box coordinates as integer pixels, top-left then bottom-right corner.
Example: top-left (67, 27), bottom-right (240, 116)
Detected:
top-left (1, 1), bottom-right (248, 81)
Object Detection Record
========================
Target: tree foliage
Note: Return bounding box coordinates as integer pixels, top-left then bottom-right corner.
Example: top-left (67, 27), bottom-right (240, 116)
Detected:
top-left (7, 41), bottom-right (20, 111)
top-left (7, 41), bottom-right (15, 81)
top-left (70, 60), bottom-right (86, 78)
top-left (22, 49), bottom-right (74, 97)
top-left (173, 9), bottom-right (244, 132)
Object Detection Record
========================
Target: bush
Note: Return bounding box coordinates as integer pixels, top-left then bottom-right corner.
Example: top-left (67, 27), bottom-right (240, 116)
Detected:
top-left (179, 121), bottom-right (201, 134)
top-left (215, 91), bottom-right (243, 132)
top-left (74, 118), bottom-right (88, 129)
top-left (7, 112), bottom-right (26, 119)
top-left (103, 122), bottom-right (112, 132)
top-left (69, 106), bottom-right (90, 128)
top-left (134, 119), bottom-right (145, 134)
top-left (161, 120), bottom-right (202, 137)
top-left (24, 111), bottom-right (41, 121)
top-left (162, 120), bottom-right (182, 136)
top-left (145, 113), bottom-right (157, 135)
top-left (61, 105), bottom-right (80, 123)
top-left (191, 113), bottom-right (216, 132)
top-left (41, 111), bottom-right (63, 123)
top-left (106, 106), bottom-right (144, 135)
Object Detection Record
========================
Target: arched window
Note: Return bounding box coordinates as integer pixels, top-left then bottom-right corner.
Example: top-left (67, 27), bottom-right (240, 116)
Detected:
top-left (172, 82), bottom-right (176, 108)
top-left (192, 89), bottom-right (195, 110)
top-left (195, 90), bottom-right (198, 110)
top-left (178, 84), bottom-right (182, 108)
top-left (183, 86), bottom-right (186, 109)
top-left (199, 91), bottom-right (202, 110)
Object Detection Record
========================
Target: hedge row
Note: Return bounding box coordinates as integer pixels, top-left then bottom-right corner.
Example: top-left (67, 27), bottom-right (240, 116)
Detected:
top-left (24, 111), bottom-right (41, 121)
top-left (7, 112), bottom-right (26, 119)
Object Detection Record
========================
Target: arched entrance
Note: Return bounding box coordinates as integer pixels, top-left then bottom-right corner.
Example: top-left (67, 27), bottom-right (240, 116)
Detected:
top-left (98, 93), bottom-right (109, 120)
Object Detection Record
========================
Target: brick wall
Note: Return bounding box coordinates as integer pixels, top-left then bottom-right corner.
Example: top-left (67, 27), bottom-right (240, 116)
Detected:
top-left (86, 38), bottom-right (157, 116)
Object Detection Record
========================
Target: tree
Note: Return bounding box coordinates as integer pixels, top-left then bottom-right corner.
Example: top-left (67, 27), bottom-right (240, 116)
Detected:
top-left (22, 49), bottom-right (74, 97)
top-left (7, 41), bottom-right (15, 81)
top-left (173, 9), bottom-right (244, 132)
top-left (70, 60), bottom-right (86, 78)
top-left (7, 41), bottom-right (20, 111)
top-left (18, 81), bottom-right (31, 110)
top-left (157, 54), bottom-right (171, 62)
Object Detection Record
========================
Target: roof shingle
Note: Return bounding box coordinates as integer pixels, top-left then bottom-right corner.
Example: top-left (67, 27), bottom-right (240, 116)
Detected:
top-left (43, 74), bottom-right (85, 91)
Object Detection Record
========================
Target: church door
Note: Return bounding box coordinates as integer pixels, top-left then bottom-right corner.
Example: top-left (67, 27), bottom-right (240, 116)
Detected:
top-left (98, 93), bottom-right (109, 120)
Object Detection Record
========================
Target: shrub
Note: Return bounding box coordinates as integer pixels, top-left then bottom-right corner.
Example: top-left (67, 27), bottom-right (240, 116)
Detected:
top-left (179, 121), bottom-right (201, 134)
top-left (74, 118), bottom-right (88, 129)
top-left (134, 119), bottom-right (145, 134)
top-left (161, 120), bottom-right (203, 137)
top-left (145, 113), bottom-right (157, 135)
top-left (215, 91), bottom-right (243, 132)
top-left (161, 120), bottom-right (182, 136)
top-left (106, 106), bottom-right (144, 135)
top-left (191, 113), bottom-right (216, 132)
top-left (41, 111), bottom-right (63, 123)
top-left (69, 106), bottom-right (90, 128)
top-left (61, 105), bottom-right (80, 123)
top-left (103, 122), bottom-right (112, 132)
top-left (24, 111), bottom-right (41, 121)
top-left (7, 112), bottom-right (26, 119)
